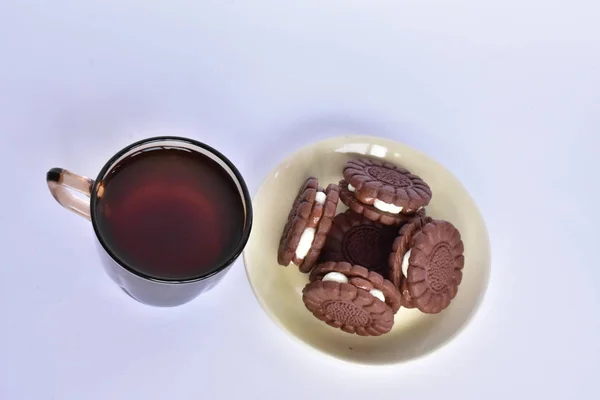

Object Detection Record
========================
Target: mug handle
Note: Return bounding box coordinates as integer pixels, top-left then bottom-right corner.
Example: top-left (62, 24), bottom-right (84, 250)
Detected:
top-left (46, 168), bottom-right (95, 220)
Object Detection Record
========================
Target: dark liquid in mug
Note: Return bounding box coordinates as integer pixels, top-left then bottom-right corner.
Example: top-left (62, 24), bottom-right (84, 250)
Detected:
top-left (94, 147), bottom-right (245, 280)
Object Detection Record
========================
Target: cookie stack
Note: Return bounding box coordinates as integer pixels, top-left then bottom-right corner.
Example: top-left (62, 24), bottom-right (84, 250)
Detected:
top-left (277, 158), bottom-right (464, 336)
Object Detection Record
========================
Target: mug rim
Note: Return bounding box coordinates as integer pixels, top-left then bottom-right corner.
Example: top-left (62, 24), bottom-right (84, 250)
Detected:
top-left (90, 136), bottom-right (253, 284)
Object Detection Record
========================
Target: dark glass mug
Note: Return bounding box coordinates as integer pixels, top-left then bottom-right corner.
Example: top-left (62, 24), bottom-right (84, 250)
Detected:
top-left (46, 137), bottom-right (252, 307)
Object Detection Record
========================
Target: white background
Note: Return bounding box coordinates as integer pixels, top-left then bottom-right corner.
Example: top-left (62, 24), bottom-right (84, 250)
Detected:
top-left (1, 1), bottom-right (599, 399)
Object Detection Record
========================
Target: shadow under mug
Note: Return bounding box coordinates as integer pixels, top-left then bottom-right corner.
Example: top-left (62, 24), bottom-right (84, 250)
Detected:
top-left (46, 136), bottom-right (253, 307)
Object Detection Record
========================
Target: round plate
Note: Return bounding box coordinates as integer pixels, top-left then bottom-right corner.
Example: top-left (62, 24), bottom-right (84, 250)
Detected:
top-left (243, 135), bottom-right (491, 365)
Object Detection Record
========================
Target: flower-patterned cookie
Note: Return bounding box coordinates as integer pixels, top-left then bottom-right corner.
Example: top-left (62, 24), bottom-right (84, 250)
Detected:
top-left (303, 262), bottom-right (399, 336)
top-left (320, 209), bottom-right (398, 276)
top-left (340, 158), bottom-right (432, 225)
top-left (389, 218), bottom-right (465, 313)
top-left (277, 178), bottom-right (339, 273)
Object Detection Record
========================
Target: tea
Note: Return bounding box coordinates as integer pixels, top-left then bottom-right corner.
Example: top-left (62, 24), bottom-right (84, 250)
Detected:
top-left (94, 147), bottom-right (245, 280)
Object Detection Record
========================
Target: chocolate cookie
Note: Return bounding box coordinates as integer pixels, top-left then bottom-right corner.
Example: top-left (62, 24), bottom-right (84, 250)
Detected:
top-left (303, 262), bottom-right (398, 336)
top-left (295, 184), bottom-right (340, 273)
top-left (398, 276), bottom-right (416, 309)
top-left (310, 261), bottom-right (401, 313)
top-left (341, 158), bottom-right (432, 223)
top-left (339, 180), bottom-right (426, 226)
top-left (277, 177), bottom-right (319, 266)
top-left (389, 218), bottom-right (464, 314)
top-left (278, 179), bottom-right (340, 273)
top-left (388, 216), bottom-right (433, 289)
top-left (320, 209), bottom-right (398, 276)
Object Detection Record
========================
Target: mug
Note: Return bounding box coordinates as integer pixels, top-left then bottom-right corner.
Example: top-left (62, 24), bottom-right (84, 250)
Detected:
top-left (46, 136), bottom-right (253, 307)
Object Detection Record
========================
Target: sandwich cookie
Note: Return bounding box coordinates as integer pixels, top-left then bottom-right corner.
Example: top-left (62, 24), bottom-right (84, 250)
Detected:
top-left (340, 158), bottom-right (432, 225)
top-left (303, 262), bottom-right (401, 336)
top-left (339, 180), bottom-right (426, 226)
top-left (277, 178), bottom-right (340, 273)
top-left (320, 210), bottom-right (398, 277)
top-left (389, 217), bottom-right (465, 313)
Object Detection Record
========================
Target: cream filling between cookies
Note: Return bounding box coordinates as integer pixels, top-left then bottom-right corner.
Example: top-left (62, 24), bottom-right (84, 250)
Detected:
top-left (347, 183), bottom-right (423, 214)
top-left (322, 272), bottom-right (386, 302)
top-left (294, 191), bottom-right (326, 260)
top-left (373, 199), bottom-right (403, 214)
top-left (401, 249), bottom-right (412, 278)
top-left (315, 191), bottom-right (326, 205)
top-left (322, 272), bottom-right (348, 283)
top-left (295, 228), bottom-right (316, 260)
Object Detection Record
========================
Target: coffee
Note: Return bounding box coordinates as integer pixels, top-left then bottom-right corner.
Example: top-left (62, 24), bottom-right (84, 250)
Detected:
top-left (94, 147), bottom-right (245, 280)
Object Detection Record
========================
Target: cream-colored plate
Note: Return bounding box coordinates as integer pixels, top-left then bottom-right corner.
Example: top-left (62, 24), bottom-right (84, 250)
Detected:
top-left (243, 135), bottom-right (490, 365)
